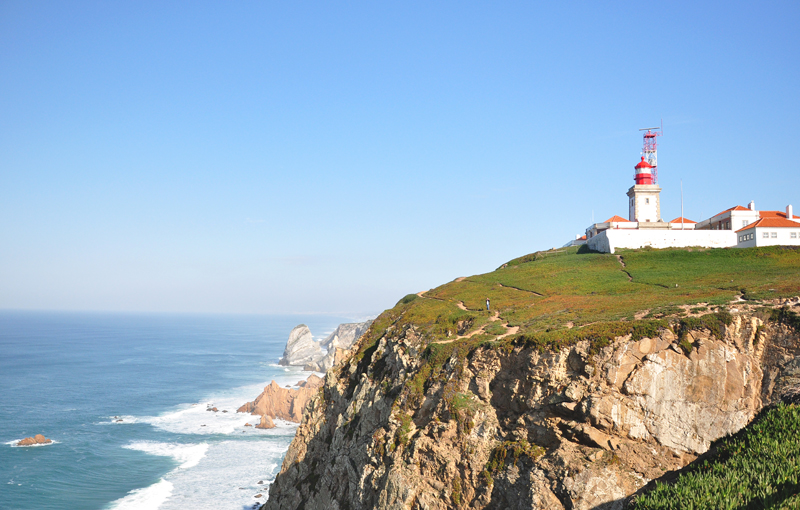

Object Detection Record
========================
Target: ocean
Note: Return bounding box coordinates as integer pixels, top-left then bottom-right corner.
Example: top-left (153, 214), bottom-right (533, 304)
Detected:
top-left (0, 310), bottom-right (352, 510)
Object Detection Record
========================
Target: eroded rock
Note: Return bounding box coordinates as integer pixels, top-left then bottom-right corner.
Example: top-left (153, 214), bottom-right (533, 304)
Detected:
top-left (16, 434), bottom-right (52, 446)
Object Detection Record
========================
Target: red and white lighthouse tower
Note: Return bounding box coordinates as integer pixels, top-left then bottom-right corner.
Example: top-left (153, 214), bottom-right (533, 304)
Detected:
top-left (627, 125), bottom-right (665, 224)
top-left (634, 157), bottom-right (655, 185)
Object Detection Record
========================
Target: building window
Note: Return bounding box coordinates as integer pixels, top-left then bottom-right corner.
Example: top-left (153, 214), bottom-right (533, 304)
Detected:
top-left (771, 232), bottom-right (778, 238)
top-left (743, 220), bottom-right (749, 227)
top-left (763, 232), bottom-right (769, 238)
top-left (791, 232), bottom-right (797, 239)
top-left (645, 198), bottom-right (650, 204)
top-left (739, 236), bottom-right (743, 242)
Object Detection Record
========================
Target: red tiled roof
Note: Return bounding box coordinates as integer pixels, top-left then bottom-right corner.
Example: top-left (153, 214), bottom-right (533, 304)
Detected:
top-left (669, 217), bottom-right (697, 224)
top-left (579, 235), bottom-right (587, 240)
top-left (760, 210), bottom-right (800, 220)
top-left (712, 205), bottom-right (749, 218)
top-left (603, 215), bottom-right (631, 223)
top-left (736, 217), bottom-right (800, 232)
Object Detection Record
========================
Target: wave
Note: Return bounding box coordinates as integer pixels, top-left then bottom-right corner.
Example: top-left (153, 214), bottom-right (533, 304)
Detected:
top-left (109, 440), bottom-right (291, 510)
top-left (123, 441), bottom-right (209, 469)
top-left (156, 440), bottom-right (288, 510)
top-left (106, 478), bottom-right (173, 510)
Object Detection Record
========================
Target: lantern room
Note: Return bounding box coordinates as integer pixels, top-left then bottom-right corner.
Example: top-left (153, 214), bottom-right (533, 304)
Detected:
top-left (634, 157), bottom-right (655, 185)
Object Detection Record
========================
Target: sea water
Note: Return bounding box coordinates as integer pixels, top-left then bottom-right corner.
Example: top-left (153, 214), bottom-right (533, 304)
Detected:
top-left (0, 311), bottom-right (352, 510)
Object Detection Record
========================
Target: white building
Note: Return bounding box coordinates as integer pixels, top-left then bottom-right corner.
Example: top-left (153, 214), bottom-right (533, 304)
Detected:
top-left (572, 133), bottom-right (799, 253)
top-left (735, 206), bottom-right (800, 247)
top-left (695, 201), bottom-right (761, 231)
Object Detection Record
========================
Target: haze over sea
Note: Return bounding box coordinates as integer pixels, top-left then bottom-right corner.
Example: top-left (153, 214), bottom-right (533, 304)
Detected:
top-left (0, 311), bottom-right (350, 510)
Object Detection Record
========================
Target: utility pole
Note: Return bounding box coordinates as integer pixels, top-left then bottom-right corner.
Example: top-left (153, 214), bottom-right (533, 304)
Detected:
top-left (681, 180), bottom-right (684, 230)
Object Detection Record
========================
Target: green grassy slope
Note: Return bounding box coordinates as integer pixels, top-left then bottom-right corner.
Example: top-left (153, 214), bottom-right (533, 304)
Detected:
top-left (631, 403), bottom-right (800, 510)
top-left (360, 246), bottom-right (800, 356)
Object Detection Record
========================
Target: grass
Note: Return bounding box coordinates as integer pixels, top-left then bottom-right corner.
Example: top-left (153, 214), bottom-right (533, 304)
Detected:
top-left (357, 247), bottom-right (800, 358)
top-left (631, 403), bottom-right (800, 509)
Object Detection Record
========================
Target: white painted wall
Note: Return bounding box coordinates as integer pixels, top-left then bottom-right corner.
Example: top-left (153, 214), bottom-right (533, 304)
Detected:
top-left (752, 228), bottom-right (800, 247)
top-left (587, 229), bottom-right (737, 254)
top-left (730, 210), bottom-right (761, 231)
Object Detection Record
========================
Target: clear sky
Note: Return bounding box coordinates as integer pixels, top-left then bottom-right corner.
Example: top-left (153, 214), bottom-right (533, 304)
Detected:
top-left (1, 1), bottom-right (798, 316)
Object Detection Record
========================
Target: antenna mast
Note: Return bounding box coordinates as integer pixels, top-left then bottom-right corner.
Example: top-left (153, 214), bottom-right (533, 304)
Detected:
top-left (639, 121), bottom-right (663, 183)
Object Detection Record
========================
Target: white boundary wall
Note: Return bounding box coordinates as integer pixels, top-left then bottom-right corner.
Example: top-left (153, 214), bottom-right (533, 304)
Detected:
top-left (587, 229), bottom-right (737, 254)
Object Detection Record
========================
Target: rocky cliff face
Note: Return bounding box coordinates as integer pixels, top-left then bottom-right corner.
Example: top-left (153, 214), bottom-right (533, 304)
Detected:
top-left (262, 307), bottom-right (800, 510)
top-left (321, 321), bottom-right (374, 351)
top-left (279, 321), bottom-right (373, 371)
top-left (280, 325), bottom-right (324, 367)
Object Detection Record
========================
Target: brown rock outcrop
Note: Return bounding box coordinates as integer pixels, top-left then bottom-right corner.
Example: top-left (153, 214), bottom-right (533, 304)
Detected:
top-left (17, 434), bottom-right (52, 446)
top-left (262, 311), bottom-right (800, 510)
top-left (239, 374), bottom-right (325, 423)
top-left (256, 415), bottom-right (276, 429)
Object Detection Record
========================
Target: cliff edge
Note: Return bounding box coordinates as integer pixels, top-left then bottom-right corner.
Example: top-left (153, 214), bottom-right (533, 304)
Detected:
top-left (261, 246), bottom-right (800, 509)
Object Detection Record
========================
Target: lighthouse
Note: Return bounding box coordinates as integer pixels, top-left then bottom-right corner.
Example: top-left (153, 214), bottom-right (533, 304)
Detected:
top-left (634, 157), bottom-right (655, 185)
top-left (627, 127), bottom-right (664, 224)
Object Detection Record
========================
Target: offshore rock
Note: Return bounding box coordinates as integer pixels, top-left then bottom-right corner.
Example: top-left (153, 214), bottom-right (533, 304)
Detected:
top-left (279, 324), bottom-right (324, 367)
top-left (17, 434), bottom-right (52, 446)
top-left (261, 313), bottom-right (800, 510)
top-left (256, 415), bottom-right (276, 429)
top-left (238, 374), bottom-right (325, 423)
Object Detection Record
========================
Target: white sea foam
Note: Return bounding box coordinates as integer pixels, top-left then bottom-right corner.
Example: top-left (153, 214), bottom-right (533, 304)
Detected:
top-left (107, 478), bottom-right (173, 510)
top-left (110, 439), bottom-right (292, 510)
top-left (6, 439), bottom-right (59, 447)
top-left (123, 441), bottom-right (209, 469)
top-left (98, 415), bottom-right (141, 425)
top-left (117, 374), bottom-right (311, 435)
top-left (157, 440), bottom-right (291, 510)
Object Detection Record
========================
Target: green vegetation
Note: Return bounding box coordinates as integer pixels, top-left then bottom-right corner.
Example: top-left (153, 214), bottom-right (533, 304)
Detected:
top-left (481, 440), bottom-right (546, 486)
top-left (766, 307), bottom-right (800, 334)
top-left (355, 247), bottom-right (800, 362)
top-left (631, 403), bottom-right (800, 509)
top-left (396, 413), bottom-right (413, 447)
top-left (451, 477), bottom-right (462, 505)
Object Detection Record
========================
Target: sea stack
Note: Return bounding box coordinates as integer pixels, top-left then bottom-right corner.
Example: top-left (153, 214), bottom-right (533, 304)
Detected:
top-left (16, 434), bottom-right (52, 446)
top-left (278, 325), bottom-right (325, 367)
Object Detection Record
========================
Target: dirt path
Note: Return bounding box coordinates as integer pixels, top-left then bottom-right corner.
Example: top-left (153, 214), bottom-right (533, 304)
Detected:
top-left (615, 255), bottom-right (633, 282)
top-left (416, 289), bottom-right (520, 344)
top-left (498, 282), bottom-right (544, 297)
top-left (433, 310), bottom-right (519, 344)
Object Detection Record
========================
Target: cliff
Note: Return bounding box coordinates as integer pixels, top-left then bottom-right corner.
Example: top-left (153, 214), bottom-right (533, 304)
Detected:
top-left (260, 247), bottom-right (800, 509)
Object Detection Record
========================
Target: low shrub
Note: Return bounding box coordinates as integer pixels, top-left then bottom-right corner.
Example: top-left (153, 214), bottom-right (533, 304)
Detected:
top-left (631, 403), bottom-right (800, 509)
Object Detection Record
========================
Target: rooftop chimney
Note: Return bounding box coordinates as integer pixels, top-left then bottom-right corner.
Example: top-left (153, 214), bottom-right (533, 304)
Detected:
top-left (789, 205), bottom-right (794, 221)
top-left (749, 200), bottom-right (756, 211)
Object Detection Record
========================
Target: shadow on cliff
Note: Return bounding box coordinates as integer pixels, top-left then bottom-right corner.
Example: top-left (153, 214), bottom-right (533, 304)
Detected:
top-left (591, 499), bottom-right (627, 510)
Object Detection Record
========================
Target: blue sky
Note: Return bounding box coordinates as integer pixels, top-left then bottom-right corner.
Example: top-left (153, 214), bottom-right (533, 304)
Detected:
top-left (1, 1), bottom-right (798, 315)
